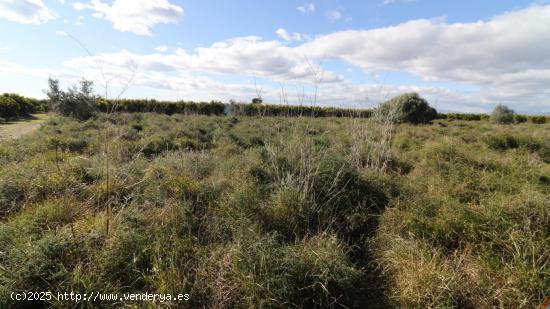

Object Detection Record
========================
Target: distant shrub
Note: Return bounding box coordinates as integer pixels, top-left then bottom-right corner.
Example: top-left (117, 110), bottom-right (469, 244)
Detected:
top-left (378, 93), bottom-right (437, 124)
top-left (530, 115), bottom-right (547, 124)
top-left (47, 78), bottom-right (97, 120)
top-left (515, 114), bottom-right (528, 123)
top-left (437, 113), bottom-right (491, 121)
top-left (491, 104), bottom-right (515, 124)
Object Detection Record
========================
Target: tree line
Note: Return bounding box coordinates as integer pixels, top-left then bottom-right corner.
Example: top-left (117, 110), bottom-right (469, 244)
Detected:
top-left (0, 93), bottom-right (48, 120)
top-left (2, 78), bottom-right (547, 124)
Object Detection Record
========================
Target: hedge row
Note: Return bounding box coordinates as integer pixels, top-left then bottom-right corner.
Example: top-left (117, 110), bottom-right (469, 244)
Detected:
top-left (0, 94), bottom-right (48, 120)
top-left (437, 112), bottom-right (547, 123)
top-left (2, 93), bottom-right (547, 123)
top-left (229, 103), bottom-right (373, 118)
top-left (96, 99), bottom-right (226, 115)
top-left (95, 99), bottom-right (373, 118)
top-left (437, 113), bottom-right (490, 121)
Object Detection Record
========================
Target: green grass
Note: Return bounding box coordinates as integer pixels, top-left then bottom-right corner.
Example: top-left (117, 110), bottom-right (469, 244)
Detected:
top-left (0, 114), bottom-right (548, 308)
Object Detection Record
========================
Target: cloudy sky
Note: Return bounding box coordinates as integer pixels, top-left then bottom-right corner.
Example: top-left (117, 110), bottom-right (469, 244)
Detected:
top-left (0, 0), bottom-right (549, 113)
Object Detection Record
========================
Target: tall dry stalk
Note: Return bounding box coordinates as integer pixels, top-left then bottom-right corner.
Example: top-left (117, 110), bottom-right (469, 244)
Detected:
top-left (348, 104), bottom-right (397, 172)
top-left (348, 76), bottom-right (397, 173)
top-left (64, 33), bottom-right (136, 237)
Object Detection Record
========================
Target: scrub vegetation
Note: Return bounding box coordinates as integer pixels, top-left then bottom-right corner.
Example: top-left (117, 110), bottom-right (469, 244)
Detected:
top-left (1, 83), bottom-right (549, 308)
top-left (0, 101), bottom-right (548, 308)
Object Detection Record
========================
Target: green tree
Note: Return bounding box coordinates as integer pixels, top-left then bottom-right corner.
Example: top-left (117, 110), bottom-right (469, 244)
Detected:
top-left (47, 78), bottom-right (97, 120)
top-left (491, 104), bottom-right (515, 124)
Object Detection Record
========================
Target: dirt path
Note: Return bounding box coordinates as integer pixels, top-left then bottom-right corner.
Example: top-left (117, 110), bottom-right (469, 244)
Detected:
top-left (0, 114), bottom-right (50, 141)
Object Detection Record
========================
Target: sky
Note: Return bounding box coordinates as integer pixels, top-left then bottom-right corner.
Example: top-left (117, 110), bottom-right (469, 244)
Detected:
top-left (0, 0), bottom-right (549, 114)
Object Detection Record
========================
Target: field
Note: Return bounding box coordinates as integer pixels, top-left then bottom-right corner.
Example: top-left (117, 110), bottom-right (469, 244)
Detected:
top-left (0, 113), bottom-right (549, 308)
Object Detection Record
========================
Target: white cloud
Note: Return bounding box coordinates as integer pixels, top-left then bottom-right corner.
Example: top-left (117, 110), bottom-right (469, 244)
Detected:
top-left (382, 0), bottom-right (418, 6)
top-left (155, 45), bottom-right (169, 52)
top-left (0, 58), bottom-right (480, 112)
top-left (74, 15), bottom-right (85, 25)
top-left (297, 3), bottom-right (315, 13)
top-left (327, 10), bottom-right (342, 22)
top-left (62, 36), bottom-right (343, 86)
top-left (5, 4), bottom-right (550, 113)
top-left (0, 0), bottom-right (57, 24)
top-left (72, 2), bottom-right (86, 10)
top-left (298, 4), bottom-right (550, 111)
top-left (58, 3), bottom-right (550, 113)
top-left (275, 28), bottom-right (307, 42)
top-left (275, 28), bottom-right (291, 41)
top-left (73, 0), bottom-right (184, 35)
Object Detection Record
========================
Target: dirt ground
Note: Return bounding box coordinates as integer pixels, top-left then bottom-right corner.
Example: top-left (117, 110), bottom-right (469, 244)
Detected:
top-left (0, 114), bottom-right (50, 141)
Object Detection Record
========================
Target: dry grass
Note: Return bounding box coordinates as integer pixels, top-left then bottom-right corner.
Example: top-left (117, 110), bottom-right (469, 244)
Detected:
top-left (0, 114), bottom-right (50, 141)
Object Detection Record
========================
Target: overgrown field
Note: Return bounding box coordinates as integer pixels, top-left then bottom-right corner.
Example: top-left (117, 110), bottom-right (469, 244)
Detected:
top-left (0, 114), bottom-right (548, 308)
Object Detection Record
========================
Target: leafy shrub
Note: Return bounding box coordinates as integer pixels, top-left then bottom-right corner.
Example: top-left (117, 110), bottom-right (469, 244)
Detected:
top-left (491, 104), bottom-right (516, 124)
top-left (515, 114), bottom-right (528, 123)
top-left (530, 115), bottom-right (547, 124)
top-left (378, 93), bottom-right (437, 124)
top-left (47, 78), bottom-right (97, 120)
top-left (0, 94), bottom-right (37, 119)
top-left (438, 113), bottom-right (490, 121)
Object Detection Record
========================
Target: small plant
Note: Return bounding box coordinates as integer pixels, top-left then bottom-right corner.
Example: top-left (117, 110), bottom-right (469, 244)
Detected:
top-left (377, 93), bottom-right (437, 124)
top-left (491, 104), bottom-right (516, 124)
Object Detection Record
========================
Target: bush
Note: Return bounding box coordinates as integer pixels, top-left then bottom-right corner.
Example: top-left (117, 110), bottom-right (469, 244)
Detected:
top-left (530, 115), bottom-right (547, 124)
top-left (491, 104), bottom-right (515, 124)
top-left (437, 113), bottom-right (490, 121)
top-left (0, 94), bottom-right (37, 119)
top-left (47, 78), bottom-right (97, 120)
top-left (377, 93), bottom-right (437, 124)
top-left (0, 95), bottom-right (18, 119)
top-left (515, 114), bottom-right (528, 123)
